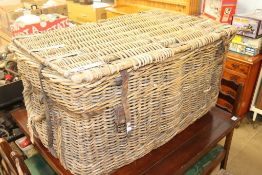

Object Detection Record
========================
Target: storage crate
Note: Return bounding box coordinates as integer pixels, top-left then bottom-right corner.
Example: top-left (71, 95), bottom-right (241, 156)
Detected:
top-left (13, 10), bottom-right (236, 175)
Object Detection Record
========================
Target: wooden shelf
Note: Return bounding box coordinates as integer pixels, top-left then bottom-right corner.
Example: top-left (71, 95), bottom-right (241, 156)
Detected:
top-left (106, 5), bottom-right (150, 16)
top-left (147, 0), bottom-right (187, 6)
top-left (108, 0), bottom-right (201, 18)
top-left (202, 150), bottom-right (226, 175)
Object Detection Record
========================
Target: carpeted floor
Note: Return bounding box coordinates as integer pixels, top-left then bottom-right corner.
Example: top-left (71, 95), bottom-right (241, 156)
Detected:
top-left (212, 113), bottom-right (262, 175)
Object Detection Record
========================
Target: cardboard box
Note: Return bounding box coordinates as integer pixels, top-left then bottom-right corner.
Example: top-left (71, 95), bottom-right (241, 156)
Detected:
top-left (41, 4), bottom-right (68, 16)
top-left (232, 35), bottom-right (262, 49)
top-left (0, 2), bottom-right (67, 35)
top-left (10, 16), bottom-right (69, 37)
top-left (232, 12), bottom-right (262, 39)
top-left (229, 42), bottom-right (261, 56)
top-left (0, 5), bottom-right (20, 34)
top-left (202, 0), bottom-right (237, 24)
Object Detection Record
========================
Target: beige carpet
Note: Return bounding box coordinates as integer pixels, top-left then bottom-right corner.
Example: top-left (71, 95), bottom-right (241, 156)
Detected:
top-left (217, 169), bottom-right (233, 175)
top-left (212, 113), bottom-right (262, 175)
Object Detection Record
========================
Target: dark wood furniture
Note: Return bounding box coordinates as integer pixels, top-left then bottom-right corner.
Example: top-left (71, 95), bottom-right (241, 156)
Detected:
top-left (217, 78), bottom-right (243, 114)
top-left (218, 52), bottom-right (262, 118)
top-left (0, 138), bottom-right (31, 175)
top-left (10, 107), bottom-right (238, 175)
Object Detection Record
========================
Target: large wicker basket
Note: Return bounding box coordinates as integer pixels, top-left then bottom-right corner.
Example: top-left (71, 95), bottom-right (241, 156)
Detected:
top-left (12, 11), bottom-right (235, 175)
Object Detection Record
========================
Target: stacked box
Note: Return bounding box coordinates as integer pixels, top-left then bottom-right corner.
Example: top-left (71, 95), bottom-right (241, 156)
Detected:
top-left (232, 11), bottom-right (262, 39)
top-left (230, 10), bottom-right (262, 56)
top-left (13, 11), bottom-right (235, 175)
top-left (10, 15), bottom-right (69, 37)
top-left (229, 35), bottom-right (262, 56)
top-left (0, 2), bottom-right (67, 36)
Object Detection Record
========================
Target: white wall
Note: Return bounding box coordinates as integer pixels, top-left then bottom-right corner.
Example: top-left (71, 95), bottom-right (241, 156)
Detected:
top-left (236, 0), bottom-right (262, 14)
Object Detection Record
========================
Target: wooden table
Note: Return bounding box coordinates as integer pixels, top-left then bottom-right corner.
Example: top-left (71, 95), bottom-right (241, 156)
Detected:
top-left (10, 107), bottom-right (237, 175)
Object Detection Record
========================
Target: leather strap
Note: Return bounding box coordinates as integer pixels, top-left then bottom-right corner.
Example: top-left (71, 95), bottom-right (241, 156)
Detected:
top-left (115, 70), bottom-right (132, 136)
top-left (39, 64), bottom-right (57, 157)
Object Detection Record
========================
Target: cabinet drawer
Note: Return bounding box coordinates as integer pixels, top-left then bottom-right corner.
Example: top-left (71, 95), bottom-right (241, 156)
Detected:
top-left (221, 85), bottom-right (237, 98)
top-left (225, 59), bottom-right (249, 75)
top-left (217, 98), bottom-right (233, 112)
top-left (223, 69), bottom-right (246, 85)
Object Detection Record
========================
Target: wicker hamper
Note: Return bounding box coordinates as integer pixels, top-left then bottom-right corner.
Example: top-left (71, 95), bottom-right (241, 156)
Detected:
top-left (12, 11), bottom-right (236, 175)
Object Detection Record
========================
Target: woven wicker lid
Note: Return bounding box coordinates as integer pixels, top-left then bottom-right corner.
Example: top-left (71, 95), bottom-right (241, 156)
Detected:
top-left (13, 10), bottom-right (236, 83)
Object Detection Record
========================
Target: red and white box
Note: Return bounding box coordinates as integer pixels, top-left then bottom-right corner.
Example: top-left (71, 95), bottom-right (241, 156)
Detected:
top-left (202, 0), bottom-right (238, 24)
top-left (10, 15), bottom-right (69, 37)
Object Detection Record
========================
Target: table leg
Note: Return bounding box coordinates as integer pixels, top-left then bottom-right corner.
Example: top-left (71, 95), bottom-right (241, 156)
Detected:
top-left (220, 130), bottom-right (234, 169)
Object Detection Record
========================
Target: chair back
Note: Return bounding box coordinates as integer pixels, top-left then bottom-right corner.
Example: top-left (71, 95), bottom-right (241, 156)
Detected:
top-left (0, 138), bottom-right (31, 175)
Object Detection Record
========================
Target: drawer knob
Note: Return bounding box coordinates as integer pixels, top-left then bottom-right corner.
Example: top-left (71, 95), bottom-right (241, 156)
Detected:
top-left (230, 75), bottom-right (238, 82)
top-left (240, 68), bottom-right (246, 73)
top-left (232, 63), bottom-right (239, 69)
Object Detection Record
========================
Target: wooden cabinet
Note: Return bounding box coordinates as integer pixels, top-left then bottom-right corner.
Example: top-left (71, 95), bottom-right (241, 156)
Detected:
top-left (67, 1), bottom-right (109, 24)
top-left (217, 52), bottom-right (262, 118)
top-left (0, 29), bottom-right (11, 46)
top-left (106, 0), bottom-right (201, 19)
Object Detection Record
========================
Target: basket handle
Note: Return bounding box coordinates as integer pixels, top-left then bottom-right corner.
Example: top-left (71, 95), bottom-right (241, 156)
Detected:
top-left (31, 5), bottom-right (38, 10)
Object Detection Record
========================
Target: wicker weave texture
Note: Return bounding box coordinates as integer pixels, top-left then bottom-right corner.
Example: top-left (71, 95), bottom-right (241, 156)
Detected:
top-left (13, 10), bottom-right (235, 175)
